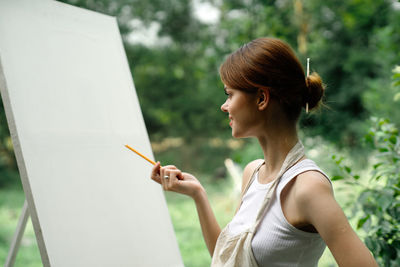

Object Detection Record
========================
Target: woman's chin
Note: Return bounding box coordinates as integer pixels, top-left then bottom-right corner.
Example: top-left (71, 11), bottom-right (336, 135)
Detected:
top-left (232, 129), bottom-right (253, 139)
top-left (232, 130), bottom-right (244, 138)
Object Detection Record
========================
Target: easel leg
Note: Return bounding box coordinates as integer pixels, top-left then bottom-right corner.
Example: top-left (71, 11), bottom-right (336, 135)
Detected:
top-left (5, 199), bottom-right (29, 267)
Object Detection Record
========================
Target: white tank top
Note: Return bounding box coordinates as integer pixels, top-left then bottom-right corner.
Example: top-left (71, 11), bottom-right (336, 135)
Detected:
top-left (228, 159), bottom-right (330, 267)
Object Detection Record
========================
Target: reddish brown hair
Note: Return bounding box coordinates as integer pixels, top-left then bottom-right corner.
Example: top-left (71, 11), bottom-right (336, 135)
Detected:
top-left (219, 37), bottom-right (324, 121)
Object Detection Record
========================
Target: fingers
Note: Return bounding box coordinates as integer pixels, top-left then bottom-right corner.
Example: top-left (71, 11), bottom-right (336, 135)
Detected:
top-left (160, 166), bottom-right (181, 191)
top-left (150, 162), bottom-right (182, 191)
top-left (159, 165), bottom-right (166, 190)
top-left (150, 161), bottom-right (161, 184)
top-left (167, 169), bottom-right (181, 188)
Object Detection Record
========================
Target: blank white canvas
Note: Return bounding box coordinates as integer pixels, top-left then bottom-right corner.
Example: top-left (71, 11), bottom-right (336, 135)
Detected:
top-left (0, 0), bottom-right (183, 266)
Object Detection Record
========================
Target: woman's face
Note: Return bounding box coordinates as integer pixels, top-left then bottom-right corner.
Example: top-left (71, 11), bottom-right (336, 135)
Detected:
top-left (220, 86), bottom-right (259, 138)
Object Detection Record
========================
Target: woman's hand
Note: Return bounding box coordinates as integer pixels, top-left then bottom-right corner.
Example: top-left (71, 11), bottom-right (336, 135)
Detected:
top-left (150, 162), bottom-right (204, 200)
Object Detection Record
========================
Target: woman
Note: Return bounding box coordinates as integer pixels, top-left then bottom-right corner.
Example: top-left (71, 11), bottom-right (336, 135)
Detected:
top-left (150, 37), bottom-right (377, 266)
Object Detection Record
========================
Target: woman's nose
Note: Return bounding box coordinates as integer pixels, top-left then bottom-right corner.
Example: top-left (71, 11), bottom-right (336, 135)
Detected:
top-left (221, 101), bottom-right (228, 112)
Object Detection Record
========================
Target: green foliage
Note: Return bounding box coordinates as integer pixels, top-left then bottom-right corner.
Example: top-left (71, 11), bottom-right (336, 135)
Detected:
top-left (363, 63), bottom-right (400, 127)
top-left (0, 98), bottom-right (18, 187)
top-left (393, 66), bottom-right (400, 102)
top-left (154, 137), bottom-right (232, 175)
top-left (332, 118), bottom-right (400, 266)
top-left (1, 0), bottom-right (400, 186)
top-left (302, 0), bottom-right (400, 146)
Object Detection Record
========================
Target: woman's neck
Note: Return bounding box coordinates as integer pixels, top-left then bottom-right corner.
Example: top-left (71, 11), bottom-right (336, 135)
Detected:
top-left (256, 126), bottom-right (299, 183)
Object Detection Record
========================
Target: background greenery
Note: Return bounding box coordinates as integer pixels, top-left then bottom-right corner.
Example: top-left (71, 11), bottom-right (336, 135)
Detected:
top-left (0, 0), bottom-right (399, 266)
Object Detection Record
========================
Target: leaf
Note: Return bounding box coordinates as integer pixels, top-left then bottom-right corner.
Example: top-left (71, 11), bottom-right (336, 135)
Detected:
top-left (331, 175), bottom-right (344, 181)
top-left (373, 163), bottom-right (383, 169)
top-left (365, 237), bottom-right (376, 252)
top-left (358, 190), bottom-right (372, 203)
top-left (357, 214), bottom-right (370, 229)
top-left (394, 92), bottom-right (400, 102)
top-left (379, 188), bottom-right (395, 211)
top-left (379, 119), bottom-right (387, 127)
top-left (379, 221), bottom-right (392, 234)
top-left (365, 133), bottom-right (374, 144)
top-left (362, 216), bottom-right (372, 232)
top-left (344, 166), bottom-right (351, 173)
top-left (378, 195), bottom-right (392, 211)
top-left (389, 135), bottom-right (397, 144)
top-left (388, 245), bottom-right (397, 260)
top-left (333, 156), bottom-right (343, 165)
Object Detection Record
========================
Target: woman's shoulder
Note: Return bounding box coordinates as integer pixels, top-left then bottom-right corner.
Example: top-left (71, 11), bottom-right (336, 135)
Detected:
top-left (241, 159), bottom-right (264, 192)
top-left (292, 169), bottom-right (333, 203)
top-left (243, 159), bottom-right (264, 179)
top-left (287, 159), bottom-right (331, 187)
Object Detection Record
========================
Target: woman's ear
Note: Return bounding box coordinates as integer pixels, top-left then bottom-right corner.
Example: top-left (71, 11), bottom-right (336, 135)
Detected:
top-left (257, 88), bottom-right (270, 110)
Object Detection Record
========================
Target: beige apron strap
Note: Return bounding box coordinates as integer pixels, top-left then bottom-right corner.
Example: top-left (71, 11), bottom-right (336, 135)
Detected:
top-left (234, 161), bottom-right (265, 214)
top-left (253, 141), bottom-right (305, 231)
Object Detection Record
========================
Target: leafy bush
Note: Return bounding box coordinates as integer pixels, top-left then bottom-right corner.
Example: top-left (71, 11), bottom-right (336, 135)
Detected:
top-left (332, 117), bottom-right (400, 266)
top-left (393, 66), bottom-right (400, 102)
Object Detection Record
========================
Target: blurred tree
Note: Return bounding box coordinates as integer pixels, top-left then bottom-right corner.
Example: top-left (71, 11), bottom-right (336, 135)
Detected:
top-left (1, 0), bottom-right (399, 185)
top-left (0, 98), bottom-right (18, 187)
top-left (302, 0), bottom-right (400, 146)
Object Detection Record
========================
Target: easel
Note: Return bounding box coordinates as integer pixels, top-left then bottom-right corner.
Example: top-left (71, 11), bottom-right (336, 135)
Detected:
top-left (4, 200), bottom-right (29, 267)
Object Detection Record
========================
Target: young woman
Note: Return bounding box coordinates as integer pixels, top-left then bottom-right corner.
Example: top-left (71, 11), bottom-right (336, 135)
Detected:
top-left (150, 37), bottom-right (378, 267)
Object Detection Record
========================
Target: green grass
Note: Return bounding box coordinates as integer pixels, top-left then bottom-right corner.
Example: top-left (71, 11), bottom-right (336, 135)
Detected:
top-left (165, 176), bottom-right (237, 267)
top-left (0, 184), bottom-right (42, 267)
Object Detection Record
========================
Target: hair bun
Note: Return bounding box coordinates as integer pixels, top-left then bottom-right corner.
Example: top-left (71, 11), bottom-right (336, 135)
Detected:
top-left (305, 72), bottom-right (325, 111)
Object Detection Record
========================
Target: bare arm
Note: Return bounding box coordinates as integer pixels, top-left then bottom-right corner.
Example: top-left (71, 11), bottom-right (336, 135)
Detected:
top-left (295, 172), bottom-right (378, 267)
top-left (151, 162), bottom-right (221, 256)
top-left (192, 188), bottom-right (221, 256)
